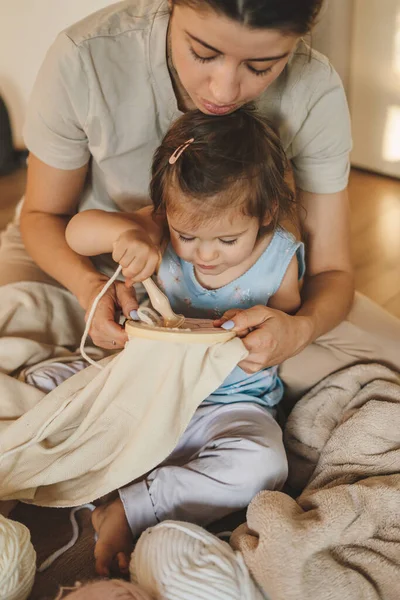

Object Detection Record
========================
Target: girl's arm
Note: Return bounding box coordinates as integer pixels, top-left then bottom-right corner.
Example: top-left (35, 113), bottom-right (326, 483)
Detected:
top-left (66, 207), bottom-right (163, 285)
top-left (268, 255), bottom-right (301, 315)
top-left (66, 206), bottom-right (162, 255)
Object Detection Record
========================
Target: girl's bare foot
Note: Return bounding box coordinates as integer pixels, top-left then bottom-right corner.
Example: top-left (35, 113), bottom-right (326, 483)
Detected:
top-left (91, 497), bottom-right (133, 577)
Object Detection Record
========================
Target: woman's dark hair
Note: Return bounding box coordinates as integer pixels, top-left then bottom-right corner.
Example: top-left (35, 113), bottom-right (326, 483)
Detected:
top-left (150, 108), bottom-right (295, 232)
top-left (171, 0), bottom-right (324, 35)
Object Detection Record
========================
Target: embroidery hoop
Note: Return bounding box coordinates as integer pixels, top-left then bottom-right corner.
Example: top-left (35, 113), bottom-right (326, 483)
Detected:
top-left (125, 318), bottom-right (235, 344)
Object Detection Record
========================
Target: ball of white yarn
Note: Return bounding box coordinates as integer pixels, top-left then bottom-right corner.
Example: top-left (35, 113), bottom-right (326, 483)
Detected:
top-left (130, 521), bottom-right (264, 600)
top-left (0, 515), bottom-right (36, 600)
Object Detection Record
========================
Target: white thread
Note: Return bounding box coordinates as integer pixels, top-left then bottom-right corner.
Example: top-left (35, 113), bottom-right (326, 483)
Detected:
top-left (0, 515), bottom-right (36, 600)
top-left (38, 504), bottom-right (95, 572)
top-left (137, 307), bottom-right (163, 327)
top-left (131, 520), bottom-right (266, 600)
top-left (80, 266), bottom-right (123, 370)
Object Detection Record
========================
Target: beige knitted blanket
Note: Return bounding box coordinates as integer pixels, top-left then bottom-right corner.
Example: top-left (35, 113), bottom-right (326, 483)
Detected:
top-left (0, 282), bottom-right (247, 506)
top-left (231, 363), bottom-right (400, 600)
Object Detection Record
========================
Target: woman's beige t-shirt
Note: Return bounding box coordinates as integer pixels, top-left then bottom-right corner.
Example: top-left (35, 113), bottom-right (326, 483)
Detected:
top-left (24, 0), bottom-right (352, 214)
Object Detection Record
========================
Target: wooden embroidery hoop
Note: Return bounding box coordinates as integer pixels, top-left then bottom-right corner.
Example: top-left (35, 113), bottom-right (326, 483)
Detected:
top-left (125, 318), bottom-right (235, 344)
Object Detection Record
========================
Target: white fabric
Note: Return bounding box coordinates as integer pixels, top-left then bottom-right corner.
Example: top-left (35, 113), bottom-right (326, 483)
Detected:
top-left (0, 324), bottom-right (247, 506)
top-left (131, 520), bottom-right (266, 600)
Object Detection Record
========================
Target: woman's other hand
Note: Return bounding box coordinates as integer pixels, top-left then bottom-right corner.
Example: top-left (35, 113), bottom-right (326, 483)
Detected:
top-left (214, 306), bottom-right (313, 373)
top-left (79, 275), bottom-right (138, 349)
top-left (112, 229), bottom-right (160, 286)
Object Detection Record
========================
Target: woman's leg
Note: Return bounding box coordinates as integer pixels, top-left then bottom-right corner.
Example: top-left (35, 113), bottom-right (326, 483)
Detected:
top-left (92, 402), bottom-right (287, 575)
top-left (0, 222), bottom-right (86, 369)
top-left (0, 221), bottom-right (60, 286)
top-left (281, 292), bottom-right (400, 404)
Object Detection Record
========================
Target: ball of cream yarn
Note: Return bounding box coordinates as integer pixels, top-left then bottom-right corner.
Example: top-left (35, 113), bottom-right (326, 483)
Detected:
top-left (130, 521), bottom-right (265, 600)
top-left (0, 515), bottom-right (36, 600)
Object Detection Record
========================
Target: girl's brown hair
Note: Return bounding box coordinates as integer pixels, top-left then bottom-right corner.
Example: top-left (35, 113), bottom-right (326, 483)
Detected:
top-left (150, 108), bottom-right (295, 232)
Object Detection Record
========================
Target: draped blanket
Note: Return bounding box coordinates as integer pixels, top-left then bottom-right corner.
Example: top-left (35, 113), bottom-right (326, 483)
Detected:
top-left (232, 363), bottom-right (400, 600)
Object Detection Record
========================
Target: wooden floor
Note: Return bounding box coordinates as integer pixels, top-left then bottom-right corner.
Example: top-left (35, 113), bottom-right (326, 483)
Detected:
top-left (349, 170), bottom-right (400, 317)
top-left (0, 166), bottom-right (399, 317)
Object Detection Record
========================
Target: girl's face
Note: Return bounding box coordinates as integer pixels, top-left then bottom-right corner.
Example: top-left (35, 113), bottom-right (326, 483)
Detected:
top-left (169, 3), bottom-right (300, 115)
top-left (167, 205), bottom-right (263, 277)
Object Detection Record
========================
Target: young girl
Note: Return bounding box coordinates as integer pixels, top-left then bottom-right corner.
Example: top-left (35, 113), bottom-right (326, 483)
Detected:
top-left (66, 108), bottom-right (305, 576)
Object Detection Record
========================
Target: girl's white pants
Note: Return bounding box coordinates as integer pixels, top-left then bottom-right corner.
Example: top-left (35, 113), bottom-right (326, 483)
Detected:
top-left (119, 401), bottom-right (287, 538)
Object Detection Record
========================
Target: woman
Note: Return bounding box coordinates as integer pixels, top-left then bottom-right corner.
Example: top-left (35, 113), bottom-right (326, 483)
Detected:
top-left (1, 0), bottom-right (399, 574)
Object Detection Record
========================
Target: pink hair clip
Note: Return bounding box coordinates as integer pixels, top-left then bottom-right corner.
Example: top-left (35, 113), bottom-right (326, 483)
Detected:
top-left (169, 138), bottom-right (195, 165)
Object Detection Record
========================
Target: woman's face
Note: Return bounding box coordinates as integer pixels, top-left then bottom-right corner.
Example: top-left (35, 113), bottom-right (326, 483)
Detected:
top-left (169, 3), bottom-right (300, 115)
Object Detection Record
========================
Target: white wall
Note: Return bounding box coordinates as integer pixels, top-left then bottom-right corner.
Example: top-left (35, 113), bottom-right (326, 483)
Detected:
top-left (349, 0), bottom-right (400, 178)
top-left (0, 0), bottom-right (114, 146)
top-left (312, 0), bottom-right (354, 96)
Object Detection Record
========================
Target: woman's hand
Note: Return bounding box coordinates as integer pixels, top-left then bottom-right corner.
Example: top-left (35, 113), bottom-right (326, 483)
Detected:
top-left (112, 229), bottom-right (160, 286)
top-left (79, 276), bottom-right (139, 349)
top-left (214, 306), bottom-right (314, 373)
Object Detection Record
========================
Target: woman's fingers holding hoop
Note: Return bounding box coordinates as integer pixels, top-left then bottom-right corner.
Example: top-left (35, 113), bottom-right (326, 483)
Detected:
top-left (214, 305), bottom-right (288, 372)
top-left (85, 282), bottom-right (138, 349)
top-left (216, 305), bottom-right (309, 371)
top-left (214, 306), bottom-right (269, 336)
top-left (213, 309), bottom-right (243, 331)
top-left (114, 282), bottom-right (139, 319)
top-left (86, 293), bottom-right (126, 349)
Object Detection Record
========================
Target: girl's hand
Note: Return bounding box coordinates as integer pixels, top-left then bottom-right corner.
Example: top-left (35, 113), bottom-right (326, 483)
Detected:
top-left (112, 229), bottom-right (160, 286)
top-left (79, 276), bottom-right (139, 349)
top-left (214, 306), bottom-right (314, 373)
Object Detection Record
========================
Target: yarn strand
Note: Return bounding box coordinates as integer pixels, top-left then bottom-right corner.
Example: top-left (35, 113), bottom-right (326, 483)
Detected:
top-left (79, 266), bottom-right (123, 370)
top-left (38, 504), bottom-right (96, 572)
